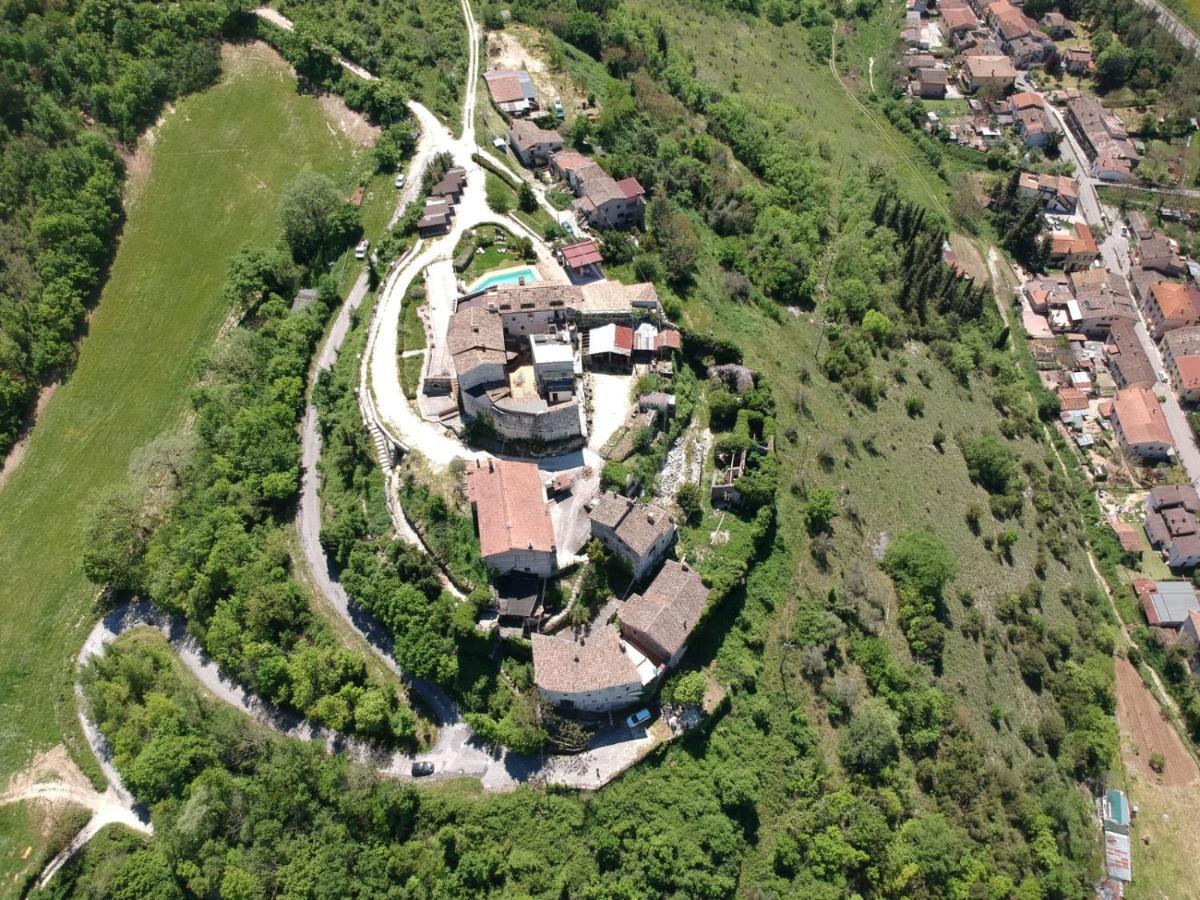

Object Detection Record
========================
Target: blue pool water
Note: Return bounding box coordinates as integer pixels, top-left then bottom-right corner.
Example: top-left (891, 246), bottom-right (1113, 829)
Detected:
top-left (472, 267), bottom-right (540, 291)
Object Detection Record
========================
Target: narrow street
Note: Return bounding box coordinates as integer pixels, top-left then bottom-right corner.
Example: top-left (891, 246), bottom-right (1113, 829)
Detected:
top-left (1037, 83), bottom-right (1200, 489)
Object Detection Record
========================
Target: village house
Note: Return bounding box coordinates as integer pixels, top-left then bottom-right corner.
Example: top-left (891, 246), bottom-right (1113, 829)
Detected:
top-left (1143, 281), bottom-right (1200, 339)
top-left (484, 69), bottom-right (538, 115)
top-left (1063, 47), bottom-right (1093, 74)
top-left (1180, 610), bottom-right (1200, 658)
top-left (903, 51), bottom-right (938, 70)
top-left (530, 332), bottom-right (576, 403)
top-left (1138, 233), bottom-right (1186, 278)
top-left (960, 54), bottom-right (1018, 92)
top-left (1065, 97), bottom-right (1139, 181)
top-left (941, 4), bottom-right (980, 35)
top-left (1134, 579), bottom-right (1200, 627)
top-left (1041, 11), bottom-right (1073, 38)
top-left (1127, 210), bottom-right (1153, 241)
top-left (1070, 268), bottom-right (1137, 335)
top-left (531, 626), bottom-right (654, 714)
top-left (915, 67), bottom-right (949, 98)
top-left (1049, 221), bottom-right (1099, 271)
top-left (1106, 320), bottom-right (1157, 388)
top-left (1145, 486), bottom-right (1200, 569)
top-left (1018, 171), bottom-right (1077, 213)
top-left (1010, 93), bottom-right (1055, 146)
top-left (507, 119), bottom-right (563, 168)
top-left (589, 492), bottom-right (677, 581)
top-left (1111, 385), bottom-right (1174, 461)
top-left (466, 457), bottom-right (558, 577)
top-left (618, 559), bottom-right (710, 669)
top-left (570, 164), bottom-right (647, 230)
top-left (1162, 326), bottom-right (1200, 403)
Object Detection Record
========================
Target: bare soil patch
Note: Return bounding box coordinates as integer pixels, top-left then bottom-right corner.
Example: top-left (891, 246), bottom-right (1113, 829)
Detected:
top-left (1, 746), bottom-right (96, 813)
top-left (221, 40), bottom-right (291, 83)
top-left (949, 233), bottom-right (989, 284)
top-left (485, 25), bottom-right (590, 115)
top-left (318, 93), bottom-right (380, 148)
top-left (0, 382), bottom-right (57, 494)
top-left (1115, 656), bottom-right (1198, 787)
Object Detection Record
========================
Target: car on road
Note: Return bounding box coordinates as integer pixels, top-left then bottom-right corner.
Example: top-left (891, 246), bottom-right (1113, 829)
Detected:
top-left (411, 761), bottom-right (435, 777)
top-left (1160, 370), bottom-right (1169, 383)
top-left (395, 172), bottom-right (406, 189)
top-left (355, 239), bottom-right (370, 260)
top-left (625, 708), bottom-right (651, 729)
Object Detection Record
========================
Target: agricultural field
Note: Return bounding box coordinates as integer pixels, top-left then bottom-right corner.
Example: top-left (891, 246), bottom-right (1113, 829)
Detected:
top-left (0, 40), bottom-right (367, 846)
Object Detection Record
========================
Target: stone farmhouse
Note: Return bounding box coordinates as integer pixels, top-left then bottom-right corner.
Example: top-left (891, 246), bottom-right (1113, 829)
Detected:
top-left (507, 119), bottom-right (563, 168)
top-left (531, 626), bottom-right (655, 714)
top-left (589, 492), bottom-right (677, 581)
top-left (617, 560), bottom-right (709, 669)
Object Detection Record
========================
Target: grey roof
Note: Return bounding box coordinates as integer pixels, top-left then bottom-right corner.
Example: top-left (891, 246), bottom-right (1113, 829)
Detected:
top-left (619, 560), bottom-right (709, 663)
top-left (1149, 581), bottom-right (1200, 625)
top-left (590, 492), bottom-right (676, 558)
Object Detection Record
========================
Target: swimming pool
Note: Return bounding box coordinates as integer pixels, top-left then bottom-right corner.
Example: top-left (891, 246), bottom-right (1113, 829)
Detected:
top-left (471, 266), bottom-right (540, 292)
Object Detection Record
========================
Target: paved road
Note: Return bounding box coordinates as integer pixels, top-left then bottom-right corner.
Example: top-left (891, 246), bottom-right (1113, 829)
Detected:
top-left (1032, 77), bottom-right (1200, 488)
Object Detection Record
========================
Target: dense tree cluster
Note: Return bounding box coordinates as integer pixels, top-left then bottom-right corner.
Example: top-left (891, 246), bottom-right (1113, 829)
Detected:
top-left (83, 239), bottom-right (417, 744)
top-left (0, 0), bottom-right (242, 461)
top-left (268, 0), bottom-right (466, 122)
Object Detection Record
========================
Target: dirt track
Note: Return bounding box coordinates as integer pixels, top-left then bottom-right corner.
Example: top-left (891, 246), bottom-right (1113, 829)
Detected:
top-left (1115, 657), bottom-right (1198, 787)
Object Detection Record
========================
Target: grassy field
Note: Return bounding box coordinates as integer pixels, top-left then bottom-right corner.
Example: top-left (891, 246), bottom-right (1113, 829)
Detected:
top-left (644, 0), bottom-right (954, 210)
top-left (0, 41), bottom-right (364, 827)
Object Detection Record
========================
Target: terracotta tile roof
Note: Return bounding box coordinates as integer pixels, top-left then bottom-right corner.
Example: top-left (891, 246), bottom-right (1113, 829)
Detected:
top-left (616, 177), bottom-right (645, 199)
top-left (579, 280), bottom-right (660, 313)
top-left (1010, 91), bottom-right (1045, 111)
top-left (964, 55), bottom-right (1017, 80)
top-left (1108, 517), bottom-right (1143, 553)
top-left (1176, 356), bottom-right (1200, 389)
top-left (531, 626), bottom-right (641, 694)
top-left (1113, 385), bottom-right (1173, 448)
top-left (491, 282), bottom-right (583, 312)
top-left (1165, 326), bottom-right (1200, 360)
top-left (561, 239), bottom-right (603, 269)
top-left (551, 150), bottom-right (592, 173)
top-left (590, 491), bottom-right (676, 558)
top-left (466, 458), bottom-right (556, 558)
top-left (1057, 386), bottom-right (1089, 410)
top-left (619, 560), bottom-right (709, 663)
top-left (1051, 222), bottom-right (1098, 258)
top-left (1150, 282), bottom-right (1200, 322)
top-left (942, 5), bottom-right (978, 29)
top-left (1107, 320), bottom-right (1156, 387)
top-left (484, 71), bottom-right (526, 104)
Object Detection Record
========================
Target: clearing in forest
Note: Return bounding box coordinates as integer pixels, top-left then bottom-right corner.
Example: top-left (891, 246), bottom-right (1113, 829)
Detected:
top-left (0, 41), bottom-right (364, 865)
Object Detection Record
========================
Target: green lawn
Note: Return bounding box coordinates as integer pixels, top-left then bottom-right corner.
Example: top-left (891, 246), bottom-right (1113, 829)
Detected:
top-left (0, 44), bottom-right (363, 795)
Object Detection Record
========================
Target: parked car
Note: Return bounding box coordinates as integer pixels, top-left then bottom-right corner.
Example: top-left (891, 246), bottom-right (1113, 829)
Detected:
top-left (355, 239), bottom-right (370, 260)
top-left (411, 761), bottom-right (435, 777)
top-left (625, 708), bottom-right (651, 730)
top-left (395, 172), bottom-right (406, 189)
top-left (553, 97), bottom-right (564, 118)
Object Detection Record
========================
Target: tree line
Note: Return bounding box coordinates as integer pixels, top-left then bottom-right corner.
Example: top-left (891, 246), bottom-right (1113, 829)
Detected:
top-left (0, 0), bottom-right (247, 462)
